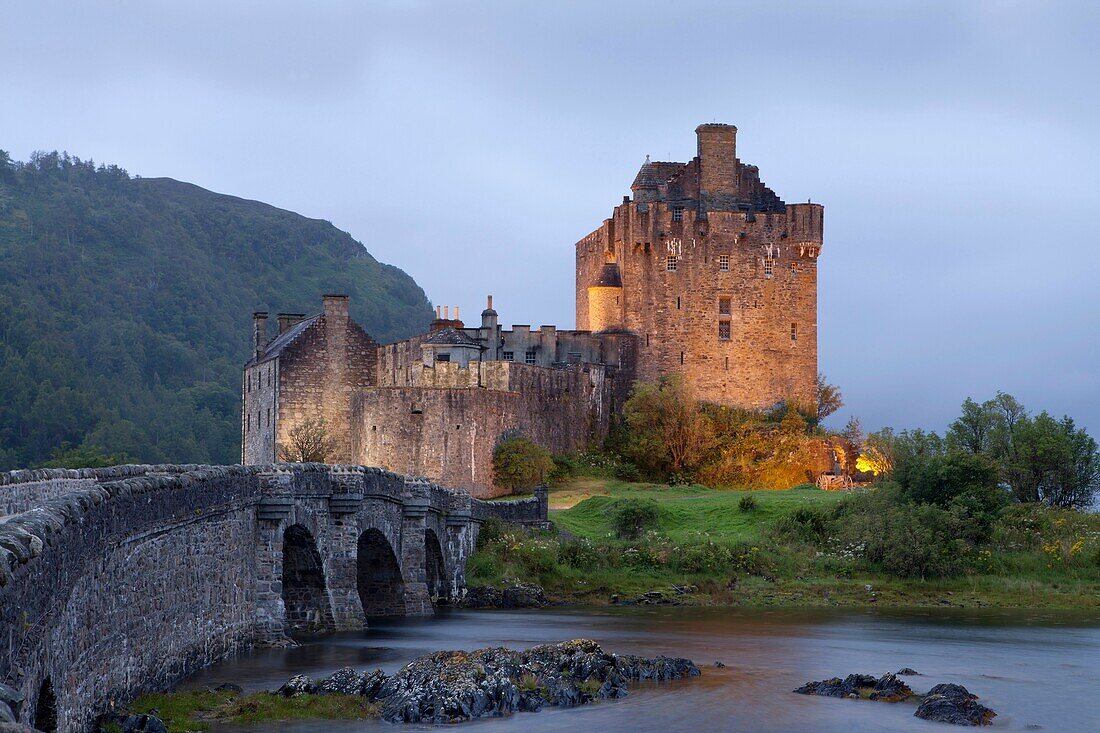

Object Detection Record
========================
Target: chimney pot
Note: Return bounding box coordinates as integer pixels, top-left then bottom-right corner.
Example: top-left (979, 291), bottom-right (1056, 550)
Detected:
top-left (444, 305), bottom-right (450, 320)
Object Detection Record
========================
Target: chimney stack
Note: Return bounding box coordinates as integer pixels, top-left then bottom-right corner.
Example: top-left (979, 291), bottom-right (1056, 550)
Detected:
top-left (322, 294), bottom-right (349, 323)
top-left (276, 313), bottom-right (306, 335)
top-left (444, 305), bottom-right (450, 320)
top-left (696, 123), bottom-right (739, 197)
top-left (252, 312), bottom-right (269, 359)
top-left (454, 305), bottom-right (459, 320)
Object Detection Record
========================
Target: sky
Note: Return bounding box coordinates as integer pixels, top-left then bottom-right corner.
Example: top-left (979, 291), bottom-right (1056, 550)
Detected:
top-left (2, 0), bottom-right (1098, 435)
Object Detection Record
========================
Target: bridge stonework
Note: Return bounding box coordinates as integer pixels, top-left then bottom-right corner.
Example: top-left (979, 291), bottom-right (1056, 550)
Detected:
top-left (0, 464), bottom-right (546, 733)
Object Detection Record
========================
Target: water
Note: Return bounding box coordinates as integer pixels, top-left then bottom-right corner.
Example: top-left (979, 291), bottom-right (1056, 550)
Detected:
top-left (182, 607), bottom-right (1100, 732)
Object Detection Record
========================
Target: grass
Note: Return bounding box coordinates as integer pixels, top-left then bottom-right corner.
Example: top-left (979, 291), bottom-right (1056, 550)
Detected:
top-left (467, 477), bottom-right (1100, 610)
top-left (127, 690), bottom-right (378, 732)
top-left (550, 478), bottom-right (846, 543)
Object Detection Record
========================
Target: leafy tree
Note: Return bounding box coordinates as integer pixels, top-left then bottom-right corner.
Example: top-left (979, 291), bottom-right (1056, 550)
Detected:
top-left (38, 442), bottom-right (130, 468)
top-left (622, 374), bottom-right (714, 479)
top-left (492, 436), bottom-right (554, 492)
top-left (277, 418), bottom-right (338, 463)
top-left (816, 373), bottom-right (844, 423)
top-left (1003, 412), bottom-right (1099, 508)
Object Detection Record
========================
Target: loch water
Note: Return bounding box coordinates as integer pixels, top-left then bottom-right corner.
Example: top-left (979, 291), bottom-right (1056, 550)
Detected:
top-left (182, 606), bottom-right (1100, 732)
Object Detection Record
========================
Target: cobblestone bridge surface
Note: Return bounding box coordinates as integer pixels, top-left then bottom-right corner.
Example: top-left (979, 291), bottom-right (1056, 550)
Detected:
top-left (0, 463), bottom-right (546, 733)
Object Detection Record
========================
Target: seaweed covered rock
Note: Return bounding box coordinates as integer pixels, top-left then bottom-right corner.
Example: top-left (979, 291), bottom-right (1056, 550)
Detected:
top-left (915, 684), bottom-right (996, 726)
top-left (794, 673), bottom-right (912, 702)
top-left (276, 674), bottom-right (317, 697)
top-left (376, 639), bottom-right (698, 723)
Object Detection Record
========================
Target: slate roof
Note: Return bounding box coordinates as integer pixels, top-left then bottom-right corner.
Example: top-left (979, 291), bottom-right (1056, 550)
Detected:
top-left (245, 314), bottom-right (319, 367)
top-left (423, 327), bottom-right (482, 347)
top-left (631, 158), bottom-right (686, 189)
top-left (591, 262), bottom-right (623, 288)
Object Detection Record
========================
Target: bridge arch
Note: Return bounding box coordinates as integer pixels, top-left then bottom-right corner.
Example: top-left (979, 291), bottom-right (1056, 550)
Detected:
top-left (356, 528), bottom-right (405, 616)
top-left (34, 676), bottom-right (57, 733)
top-left (281, 524), bottom-right (332, 629)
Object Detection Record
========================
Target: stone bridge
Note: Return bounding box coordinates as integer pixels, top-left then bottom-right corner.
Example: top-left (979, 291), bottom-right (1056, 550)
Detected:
top-left (0, 463), bottom-right (547, 733)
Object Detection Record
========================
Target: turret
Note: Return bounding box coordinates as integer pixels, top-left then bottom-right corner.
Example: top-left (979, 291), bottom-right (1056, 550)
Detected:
top-left (587, 254), bottom-right (624, 333)
top-left (480, 295), bottom-right (499, 361)
top-left (696, 123), bottom-right (738, 198)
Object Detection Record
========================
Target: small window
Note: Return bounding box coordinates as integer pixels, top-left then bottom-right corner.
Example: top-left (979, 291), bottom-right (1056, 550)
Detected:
top-left (718, 297), bottom-right (731, 316)
top-left (246, 412), bottom-right (250, 431)
top-left (266, 407), bottom-right (271, 427)
top-left (267, 368), bottom-right (272, 387)
top-left (676, 296), bottom-right (681, 310)
top-left (718, 322), bottom-right (730, 340)
top-left (790, 262), bottom-right (798, 274)
top-left (435, 353), bottom-right (451, 362)
top-left (791, 322), bottom-right (797, 341)
top-left (764, 258), bottom-right (775, 278)
top-left (680, 351), bottom-right (685, 365)
top-left (502, 351), bottom-right (513, 361)
top-left (568, 352), bottom-right (582, 364)
top-left (666, 254), bottom-right (678, 272)
top-left (672, 205), bottom-right (684, 222)
top-left (525, 350), bottom-right (537, 364)
top-left (718, 254), bottom-right (730, 272)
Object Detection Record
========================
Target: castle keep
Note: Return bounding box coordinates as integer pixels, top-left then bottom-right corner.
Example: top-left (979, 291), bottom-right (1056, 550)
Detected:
top-left (243, 124), bottom-right (823, 496)
top-left (576, 124), bottom-right (822, 408)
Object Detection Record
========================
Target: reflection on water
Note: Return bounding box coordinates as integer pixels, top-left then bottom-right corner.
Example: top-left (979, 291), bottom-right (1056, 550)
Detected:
top-left (182, 606), bottom-right (1100, 732)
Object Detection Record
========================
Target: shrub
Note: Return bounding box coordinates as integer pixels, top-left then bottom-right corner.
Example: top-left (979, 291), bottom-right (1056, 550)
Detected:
top-left (558, 539), bottom-right (602, 570)
top-left (609, 499), bottom-right (661, 540)
top-left (493, 436), bottom-right (554, 493)
top-left (465, 552), bottom-right (501, 582)
top-left (513, 540), bottom-right (558, 578)
top-left (771, 507), bottom-right (831, 544)
top-left (738, 495), bottom-right (758, 513)
top-left (671, 542), bottom-right (734, 574)
top-left (475, 517), bottom-right (508, 550)
top-left (841, 494), bottom-right (966, 578)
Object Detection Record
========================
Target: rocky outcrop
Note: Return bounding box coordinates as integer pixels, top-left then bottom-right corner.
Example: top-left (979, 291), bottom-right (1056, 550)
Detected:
top-left (795, 674), bottom-right (995, 726)
top-left (915, 684), bottom-right (996, 726)
top-left (459, 583), bottom-right (546, 609)
top-left (794, 673), bottom-right (912, 701)
top-left (274, 639), bottom-right (699, 724)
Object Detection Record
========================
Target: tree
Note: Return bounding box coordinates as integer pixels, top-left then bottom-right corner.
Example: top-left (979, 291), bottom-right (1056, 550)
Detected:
top-left (1003, 412), bottom-right (1099, 508)
top-left (277, 417), bottom-right (338, 463)
top-left (816, 373), bottom-right (843, 423)
top-left (492, 436), bottom-right (554, 492)
top-left (622, 374), bottom-right (714, 479)
top-left (947, 397), bottom-right (996, 454)
top-left (842, 416), bottom-right (865, 451)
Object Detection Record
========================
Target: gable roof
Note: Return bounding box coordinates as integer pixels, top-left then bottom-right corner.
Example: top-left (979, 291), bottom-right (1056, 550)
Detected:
top-left (245, 314), bottom-right (319, 367)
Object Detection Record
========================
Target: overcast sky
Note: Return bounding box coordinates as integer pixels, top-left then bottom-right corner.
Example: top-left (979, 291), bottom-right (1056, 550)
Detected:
top-left (2, 0), bottom-right (1098, 435)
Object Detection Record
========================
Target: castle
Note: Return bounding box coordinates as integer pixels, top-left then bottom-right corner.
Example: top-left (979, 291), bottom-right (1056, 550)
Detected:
top-left (243, 124), bottom-right (823, 497)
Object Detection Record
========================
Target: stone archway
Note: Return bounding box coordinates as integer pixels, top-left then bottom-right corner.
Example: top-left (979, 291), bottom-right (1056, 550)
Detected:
top-left (356, 528), bottom-right (405, 616)
top-left (34, 677), bottom-right (57, 733)
top-left (424, 528), bottom-right (448, 603)
top-left (281, 524), bottom-right (332, 629)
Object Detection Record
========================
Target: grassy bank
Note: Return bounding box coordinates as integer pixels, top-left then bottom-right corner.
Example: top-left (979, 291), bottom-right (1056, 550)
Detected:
top-left (469, 479), bottom-right (1100, 609)
top-left (117, 690), bottom-right (378, 732)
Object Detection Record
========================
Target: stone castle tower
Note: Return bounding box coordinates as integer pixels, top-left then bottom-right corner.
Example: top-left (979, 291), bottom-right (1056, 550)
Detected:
top-left (575, 124), bottom-right (823, 409)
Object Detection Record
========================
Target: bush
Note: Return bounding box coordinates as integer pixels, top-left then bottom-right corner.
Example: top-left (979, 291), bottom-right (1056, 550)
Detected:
top-left (670, 542), bottom-right (734, 574)
top-left (738, 495), bottom-right (758, 513)
top-left (840, 492), bottom-right (966, 578)
top-left (771, 507), bottom-right (831, 544)
top-left (493, 436), bottom-right (554, 492)
top-left (558, 539), bottom-right (603, 570)
top-left (609, 499), bottom-right (661, 540)
top-left (475, 517), bottom-right (508, 550)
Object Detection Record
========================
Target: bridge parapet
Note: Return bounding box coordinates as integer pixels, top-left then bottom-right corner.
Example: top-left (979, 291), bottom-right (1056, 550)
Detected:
top-left (0, 463), bottom-right (546, 733)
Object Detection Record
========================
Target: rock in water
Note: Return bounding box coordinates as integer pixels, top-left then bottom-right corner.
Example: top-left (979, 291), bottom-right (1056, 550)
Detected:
top-left (375, 639), bottom-right (698, 723)
top-left (317, 667), bottom-right (368, 696)
top-left (915, 684), bottom-right (996, 726)
top-left (896, 668), bottom-right (920, 676)
top-left (794, 674), bottom-right (879, 699)
top-left (869, 673), bottom-right (913, 702)
top-left (277, 674), bottom-right (317, 697)
top-left (361, 670), bottom-right (388, 699)
top-left (501, 582), bottom-right (545, 608)
top-left (460, 586), bottom-right (504, 608)
top-left (121, 714), bottom-right (168, 733)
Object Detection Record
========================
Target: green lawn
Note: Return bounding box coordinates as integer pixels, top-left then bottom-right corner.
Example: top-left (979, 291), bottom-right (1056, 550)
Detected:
top-left (550, 479), bottom-right (847, 544)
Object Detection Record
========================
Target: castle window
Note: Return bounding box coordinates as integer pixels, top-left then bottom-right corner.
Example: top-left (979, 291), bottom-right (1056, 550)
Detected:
top-left (666, 255), bottom-right (678, 272)
top-left (791, 322), bottom-right (797, 341)
top-left (718, 254), bottom-right (730, 272)
top-left (645, 334), bottom-right (650, 347)
top-left (718, 322), bottom-right (731, 341)
top-left (246, 412), bottom-right (250, 432)
top-left (502, 351), bottom-right (513, 361)
top-left (725, 356), bottom-right (729, 371)
top-left (680, 351), bottom-right (685, 365)
top-left (525, 350), bottom-right (537, 364)
top-left (764, 258), bottom-right (775, 278)
top-left (718, 297), bottom-right (731, 316)
top-left (266, 407), bottom-right (271, 427)
top-left (435, 353), bottom-right (451, 362)
top-left (672, 205), bottom-right (684, 222)
top-left (676, 296), bottom-right (681, 310)
top-left (790, 262), bottom-right (798, 274)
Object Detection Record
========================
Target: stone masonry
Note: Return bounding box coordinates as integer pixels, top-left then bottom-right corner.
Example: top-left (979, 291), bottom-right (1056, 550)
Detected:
top-left (0, 464), bottom-right (545, 733)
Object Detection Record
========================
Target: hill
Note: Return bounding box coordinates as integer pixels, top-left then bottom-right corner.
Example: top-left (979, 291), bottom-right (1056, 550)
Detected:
top-left (0, 150), bottom-right (434, 469)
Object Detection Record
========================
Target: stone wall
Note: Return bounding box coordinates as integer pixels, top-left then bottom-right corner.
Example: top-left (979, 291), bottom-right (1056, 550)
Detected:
top-left (349, 363), bottom-right (618, 497)
top-left (0, 463), bottom-right (545, 732)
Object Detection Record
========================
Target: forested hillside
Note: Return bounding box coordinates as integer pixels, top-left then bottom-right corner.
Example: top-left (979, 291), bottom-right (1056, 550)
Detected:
top-left (0, 151), bottom-right (434, 469)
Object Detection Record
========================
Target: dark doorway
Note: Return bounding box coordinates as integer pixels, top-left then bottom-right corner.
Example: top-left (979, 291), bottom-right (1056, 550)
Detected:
top-left (34, 677), bottom-right (57, 733)
top-left (281, 524), bottom-right (332, 628)
top-left (424, 529), bottom-right (448, 603)
top-left (356, 528), bottom-right (405, 616)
